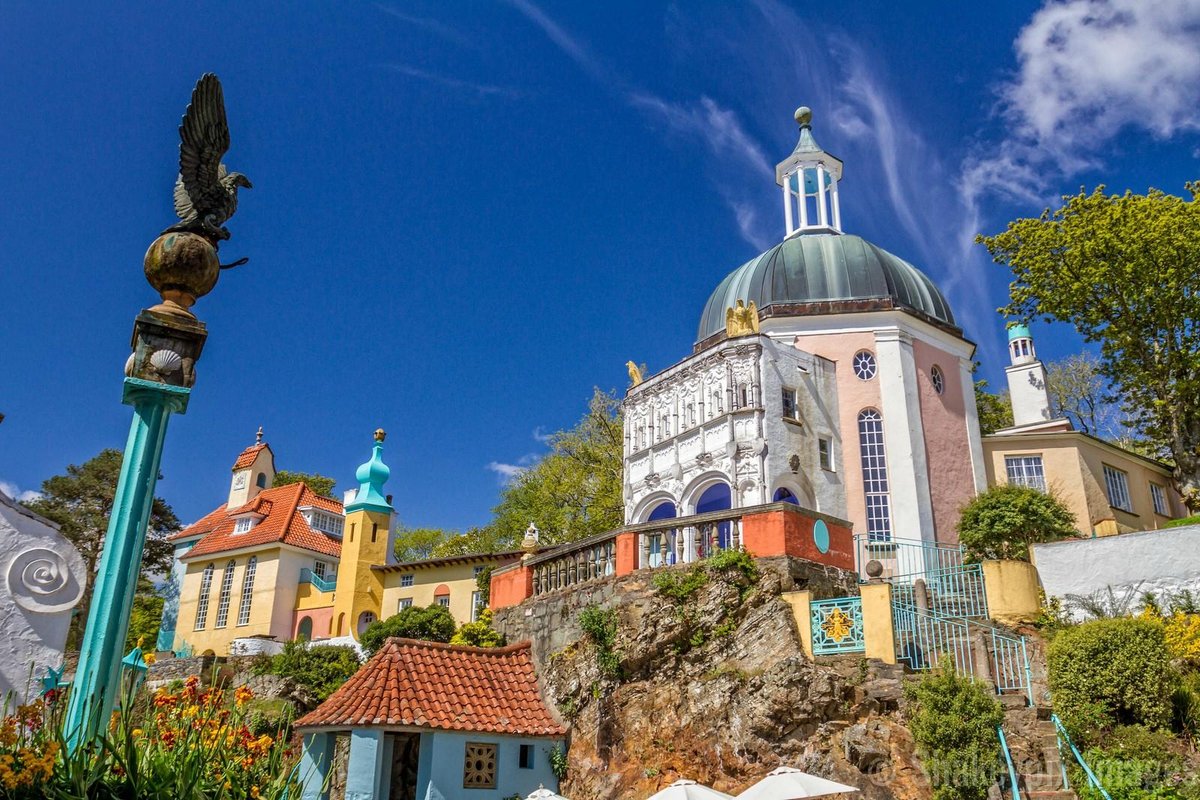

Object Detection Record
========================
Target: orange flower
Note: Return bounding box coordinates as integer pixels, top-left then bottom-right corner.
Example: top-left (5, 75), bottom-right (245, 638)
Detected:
top-left (234, 686), bottom-right (254, 706)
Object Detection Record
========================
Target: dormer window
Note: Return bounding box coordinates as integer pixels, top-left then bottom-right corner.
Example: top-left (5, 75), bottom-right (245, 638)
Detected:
top-left (233, 517), bottom-right (255, 534)
top-left (307, 511), bottom-right (345, 537)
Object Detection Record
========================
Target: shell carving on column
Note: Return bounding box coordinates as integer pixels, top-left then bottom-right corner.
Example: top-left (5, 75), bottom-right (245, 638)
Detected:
top-left (7, 548), bottom-right (86, 614)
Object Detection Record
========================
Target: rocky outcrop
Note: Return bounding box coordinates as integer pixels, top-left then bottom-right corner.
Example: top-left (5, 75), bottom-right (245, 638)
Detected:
top-left (493, 557), bottom-right (931, 800)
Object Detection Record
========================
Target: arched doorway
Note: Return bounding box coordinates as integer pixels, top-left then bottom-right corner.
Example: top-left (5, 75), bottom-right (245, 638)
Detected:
top-left (357, 611), bottom-right (376, 636)
top-left (645, 501), bottom-right (677, 567)
top-left (297, 616), bottom-right (313, 641)
top-left (694, 482), bottom-right (733, 555)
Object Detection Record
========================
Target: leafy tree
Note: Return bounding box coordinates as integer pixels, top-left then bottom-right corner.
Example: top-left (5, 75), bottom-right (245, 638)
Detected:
top-left (126, 578), bottom-right (164, 652)
top-left (392, 525), bottom-right (449, 562)
top-left (272, 471), bottom-right (336, 497)
top-left (26, 449), bottom-right (180, 646)
top-left (1048, 617), bottom-right (1174, 743)
top-left (904, 663), bottom-right (1004, 800)
top-left (255, 640), bottom-right (361, 701)
top-left (1045, 352), bottom-right (1125, 438)
top-left (958, 484), bottom-right (1076, 561)
top-left (474, 564), bottom-right (495, 608)
top-left (449, 610), bottom-right (505, 648)
top-left (431, 527), bottom-right (509, 558)
top-left (974, 379), bottom-right (1013, 436)
top-left (490, 388), bottom-right (624, 547)
top-left (359, 604), bottom-right (456, 655)
top-left (978, 184), bottom-right (1200, 509)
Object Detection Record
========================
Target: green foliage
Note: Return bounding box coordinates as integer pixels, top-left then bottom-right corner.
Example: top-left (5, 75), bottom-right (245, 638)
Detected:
top-left (359, 604), bottom-right (456, 655)
top-left (979, 184), bottom-right (1200, 510)
top-left (1173, 671), bottom-right (1200, 747)
top-left (450, 609), bottom-right (506, 647)
top-left (957, 484), bottom-right (1076, 561)
top-left (1074, 727), bottom-right (1182, 800)
top-left (1036, 593), bottom-right (1074, 638)
top-left (974, 379), bottom-right (1013, 436)
top-left (578, 605), bottom-right (621, 680)
top-left (271, 470), bottom-right (336, 497)
top-left (391, 525), bottom-right (448, 562)
top-left (904, 663), bottom-right (1005, 800)
top-left (1166, 515), bottom-right (1200, 529)
top-left (704, 548), bottom-right (760, 594)
top-left (26, 449), bottom-right (180, 646)
top-left (1066, 584), bottom-right (1146, 621)
top-left (489, 389), bottom-right (624, 548)
top-left (475, 565), bottom-right (494, 608)
top-left (126, 578), bottom-right (164, 652)
top-left (549, 744), bottom-right (569, 780)
top-left (1045, 351), bottom-right (1127, 439)
top-left (431, 527), bottom-right (508, 558)
top-left (652, 566), bottom-right (709, 604)
top-left (1048, 617), bottom-right (1174, 742)
top-left (256, 640), bottom-right (361, 701)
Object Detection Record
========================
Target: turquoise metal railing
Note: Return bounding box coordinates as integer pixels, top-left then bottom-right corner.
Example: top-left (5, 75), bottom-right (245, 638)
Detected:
top-left (811, 597), bottom-right (866, 655)
top-left (1051, 714), bottom-right (1112, 800)
top-left (997, 726), bottom-right (1022, 800)
top-left (855, 534), bottom-right (989, 619)
top-left (892, 601), bottom-right (1033, 703)
top-left (299, 568), bottom-right (336, 593)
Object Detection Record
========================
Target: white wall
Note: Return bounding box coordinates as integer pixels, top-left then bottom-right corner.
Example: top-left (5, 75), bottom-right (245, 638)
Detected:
top-left (0, 492), bottom-right (87, 701)
top-left (415, 731), bottom-right (561, 800)
top-left (1032, 524), bottom-right (1200, 618)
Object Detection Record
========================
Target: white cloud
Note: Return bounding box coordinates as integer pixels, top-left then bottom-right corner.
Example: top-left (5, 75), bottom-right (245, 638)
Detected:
top-left (485, 461), bottom-right (527, 480)
top-left (384, 64), bottom-right (525, 99)
top-left (0, 481), bottom-right (41, 504)
top-left (374, 4), bottom-right (473, 48)
top-left (532, 426), bottom-right (554, 444)
top-left (965, 0), bottom-right (1200, 203)
top-left (504, 0), bottom-right (613, 84)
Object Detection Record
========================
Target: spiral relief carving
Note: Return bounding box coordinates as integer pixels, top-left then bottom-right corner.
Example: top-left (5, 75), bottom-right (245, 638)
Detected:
top-left (7, 548), bottom-right (84, 613)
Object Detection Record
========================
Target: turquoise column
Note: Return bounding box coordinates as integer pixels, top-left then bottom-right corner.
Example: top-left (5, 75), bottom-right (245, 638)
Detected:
top-left (298, 733), bottom-right (334, 800)
top-left (345, 730), bottom-right (386, 800)
top-left (64, 377), bottom-right (189, 746)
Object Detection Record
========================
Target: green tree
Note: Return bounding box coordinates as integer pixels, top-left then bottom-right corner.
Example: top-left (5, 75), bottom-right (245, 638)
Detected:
top-left (490, 388), bottom-right (624, 547)
top-left (978, 184), bottom-right (1200, 509)
top-left (392, 525), bottom-right (449, 562)
top-left (26, 449), bottom-right (180, 646)
top-left (1045, 352), bottom-right (1126, 439)
top-left (431, 527), bottom-right (509, 558)
top-left (126, 578), bottom-right (164, 652)
top-left (904, 663), bottom-right (1005, 800)
top-left (974, 379), bottom-right (1013, 436)
top-left (1048, 617), bottom-right (1174, 743)
top-left (272, 471), bottom-right (336, 497)
top-left (256, 640), bottom-right (361, 701)
top-left (958, 484), bottom-right (1076, 561)
top-left (359, 604), bottom-right (456, 655)
top-left (449, 610), bottom-right (505, 648)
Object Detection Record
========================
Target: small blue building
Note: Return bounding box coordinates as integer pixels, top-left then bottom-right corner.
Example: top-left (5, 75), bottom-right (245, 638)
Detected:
top-left (295, 638), bottom-right (566, 800)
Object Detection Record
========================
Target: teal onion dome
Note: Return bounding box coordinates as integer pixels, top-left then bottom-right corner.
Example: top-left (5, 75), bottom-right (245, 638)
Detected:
top-left (346, 428), bottom-right (392, 513)
top-left (697, 233), bottom-right (956, 343)
top-left (1007, 322), bottom-right (1031, 341)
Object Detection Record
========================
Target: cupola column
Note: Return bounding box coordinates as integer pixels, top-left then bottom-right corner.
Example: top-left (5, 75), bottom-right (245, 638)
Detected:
top-left (776, 107), bottom-right (844, 237)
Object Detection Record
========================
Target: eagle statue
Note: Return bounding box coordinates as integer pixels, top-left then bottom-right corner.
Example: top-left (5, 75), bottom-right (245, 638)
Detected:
top-left (166, 73), bottom-right (252, 246)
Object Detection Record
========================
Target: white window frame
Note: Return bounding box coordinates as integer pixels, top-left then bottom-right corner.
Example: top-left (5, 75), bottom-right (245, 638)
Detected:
top-left (436, 595), bottom-right (450, 609)
top-left (471, 591), bottom-right (482, 621)
top-left (1005, 455), bottom-right (1047, 492)
top-left (858, 409), bottom-right (891, 541)
top-left (313, 560), bottom-right (327, 579)
top-left (782, 388), bottom-right (800, 421)
top-left (1103, 465), bottom-right (1133, 512)
top-left (399, 598), bottom-right (413, 611)
top-left (818, 437), bottom-right (834, 471)
top-left (930, 365), bottom-right (945, 395)
top-left (214, 560), bottom-right (237, 628)
top-left (400, 574), bottom-right (414, 588)
top-left (853, 351), bottom-right (877, 381)
top-left (237, 556), bottom-right (257, 626)
top-left (1150, 483), bottom-right (1169, 517)
top-left (233, 517), bottom-right (254, 534)
top-left (194, 563), bottom-right (215, 631)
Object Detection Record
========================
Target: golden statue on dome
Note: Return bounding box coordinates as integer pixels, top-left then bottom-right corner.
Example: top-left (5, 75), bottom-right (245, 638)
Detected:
top-left (725, 299), bottom-right (760, 338)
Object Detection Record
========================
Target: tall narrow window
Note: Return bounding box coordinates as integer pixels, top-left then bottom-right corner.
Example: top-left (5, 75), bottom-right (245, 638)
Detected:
top-left (1005, 456), bottom-right (1046, 492)
top-left (1151, 483), bottom-right (1169, 517)
top-left (858, 409), bottom-right (892, 541)
top-left (782, 388), bottom-right (799, 421)
top-left (214, 560), bottom-right (236, 628)
top-left (237, 556), bottom-right (257, 626)
top-left (194, 563), bottom-right (215, 631)
top-left (1103, 465), bottom-right (1132, 512)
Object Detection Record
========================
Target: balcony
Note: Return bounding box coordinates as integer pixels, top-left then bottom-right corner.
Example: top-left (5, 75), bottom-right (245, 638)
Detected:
top-left (299, 568), bottom-right (336, 593)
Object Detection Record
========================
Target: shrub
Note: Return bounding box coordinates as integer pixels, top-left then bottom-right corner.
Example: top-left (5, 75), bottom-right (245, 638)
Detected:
top-left (904, 663), bottom-right (1005, 800)
top-left (1048, 617), bottom-right (1174, 742)
top-left (652, 566), bottom-right (708, 604)
top-left (578, 605), bottom-right (621, 680)
top-left (1165, 514), bottom-right (1200, 529)
top-left (957, 484), bottom-right (1076, 561)
top-left (450, 610), bottom-right (506, 648)
top-left (705, 548), bottom-right (760, 594)
top-left (359, 604), bottom-right (456, 655)
top-left (256, 640), bottom-right (361, 701)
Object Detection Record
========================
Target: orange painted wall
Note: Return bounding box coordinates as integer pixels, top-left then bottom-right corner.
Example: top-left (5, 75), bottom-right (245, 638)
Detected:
top-left (741, 508), bottom-right (855, 570)
top-left (489, 564), bottom-right (533, 611)
top-left (615, 532), bottom-right (638, 576)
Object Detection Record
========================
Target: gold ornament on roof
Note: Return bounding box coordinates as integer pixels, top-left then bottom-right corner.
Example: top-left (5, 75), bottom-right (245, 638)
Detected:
top-left (374, 428), bottom-right (386, 442)
top-left (725, 299), bottom-right (760, 338)
top-left (626, 361), bottom-right (644, 387)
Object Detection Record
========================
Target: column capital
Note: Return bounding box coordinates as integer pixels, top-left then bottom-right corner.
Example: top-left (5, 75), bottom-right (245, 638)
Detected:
top-left (122, 378), bottom-right (191, 415)
top-left (873, 327), bottom-right (913, 347)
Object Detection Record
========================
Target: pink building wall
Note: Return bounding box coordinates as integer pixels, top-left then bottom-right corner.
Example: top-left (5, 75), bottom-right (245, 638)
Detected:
top-left (293, 606), bottom-right (335, 641)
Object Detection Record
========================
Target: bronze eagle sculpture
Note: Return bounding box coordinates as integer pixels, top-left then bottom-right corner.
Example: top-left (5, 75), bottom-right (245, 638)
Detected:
top-left (166, 73), bottom-right (251, 246)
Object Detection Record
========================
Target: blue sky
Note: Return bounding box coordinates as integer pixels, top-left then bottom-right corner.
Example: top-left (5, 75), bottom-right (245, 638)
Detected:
top-left (2, 1), bottom-right (1198, 530)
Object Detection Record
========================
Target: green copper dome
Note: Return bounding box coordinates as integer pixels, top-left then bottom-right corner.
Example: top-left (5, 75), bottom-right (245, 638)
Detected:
top-left (697, 233), bottom-right (956, 342)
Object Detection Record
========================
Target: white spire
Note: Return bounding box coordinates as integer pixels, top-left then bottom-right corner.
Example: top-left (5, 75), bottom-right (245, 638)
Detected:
top-left (776, 106), bottom-right (844, 238)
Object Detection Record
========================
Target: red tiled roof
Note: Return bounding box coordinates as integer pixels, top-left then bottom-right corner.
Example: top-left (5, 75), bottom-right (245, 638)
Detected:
top-left (295, 639), bottom-right (565, 737)
top-left (232, 443), bottom-right (270, 471)
top-left (178, 482), bottom-right (344, 560)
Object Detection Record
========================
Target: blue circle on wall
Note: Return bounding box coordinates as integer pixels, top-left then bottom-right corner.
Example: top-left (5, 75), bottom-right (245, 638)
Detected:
top-left (813, 519), bottom-right (830, 554)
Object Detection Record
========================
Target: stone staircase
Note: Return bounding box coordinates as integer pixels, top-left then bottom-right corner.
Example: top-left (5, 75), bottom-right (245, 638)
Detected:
top-left (997, 695), bottom-right (1076, 800)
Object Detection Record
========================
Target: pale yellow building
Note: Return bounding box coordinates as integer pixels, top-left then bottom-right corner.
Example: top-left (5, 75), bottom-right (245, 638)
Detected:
top-left (377, 552), bottom-right (519, 624)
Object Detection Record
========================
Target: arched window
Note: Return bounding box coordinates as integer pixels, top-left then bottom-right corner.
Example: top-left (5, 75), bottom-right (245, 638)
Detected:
top-left (357, 611), bottom-right (376, 635)
top-left (214, 560), bottom-right (236, 628)
top-left (695, 482), bottom-right (733, 554)
top-left (858, 409), bottom-right (892, 541)
top-left (296, 616), bottom-right (313, 641)
top-left (237, 556), bottom-right (257, 626)
top-left (336, 613), bottom-right (345, 637)
top-left (647, 501), bottom-right (676, 522)
top-left (930, 365), bottom-right (945, 395)
top-left (255, 472), bottom-right (267, 489)
top-left (773, 487), bottom-right (799, 505)
top-left (194, 563), bottom-right (215, 631)
top-left (853, 350), bottom-right (878, 381)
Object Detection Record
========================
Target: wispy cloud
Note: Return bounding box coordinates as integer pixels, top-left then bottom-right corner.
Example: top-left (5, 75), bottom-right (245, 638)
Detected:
top-left (504, 0), bottom-right (614, 85)
top-left (0, 481), bottom-right (41, 504)
top-left (485, 461), bottom-right (527, 480)
top-left (374, 4), bottom-right (473, 48)
top-left (384, 64), bottom-right (525, 99)
top-left (532, 426), bottom-right (554, 444)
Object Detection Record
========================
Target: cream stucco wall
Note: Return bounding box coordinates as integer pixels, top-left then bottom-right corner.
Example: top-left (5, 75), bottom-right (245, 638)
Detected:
top-left (380, 562), bottom-right (491, 626)
top-left (984, 432), bottom-right (1183, 536)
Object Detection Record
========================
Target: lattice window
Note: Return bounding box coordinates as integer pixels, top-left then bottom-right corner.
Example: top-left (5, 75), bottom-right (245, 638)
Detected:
top-left (237, 556), bottom-right (257, 626)
top-left (1005, 456), bottom-right (1046, 492)
top-left (401, 574), bottom-right (414, 588)
top-left (782, 388), bottom-right (799, 421)
top-left (930, 365), bottom-right (945, 395)
top-left (1104, 465), bottom-right (1132, 512)
top-left (852, 350), bottom-right (877, 381)
top-left (1151, 483), bottom-right (1169, 517)
top-left (194, 563), bottom-right (215, 630)
top-left (214, 560), bottom-right (236, 628)
top-left (858, 409), bottom-right (891, 541)
top-left (462, 742), bottom-right (497, 788)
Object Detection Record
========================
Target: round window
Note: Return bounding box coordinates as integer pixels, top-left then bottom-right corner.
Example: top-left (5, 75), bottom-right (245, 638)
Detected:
top-left (931, 365), bottom-right (945, 395)
top-left (852, 350), bottom-right (877, 381)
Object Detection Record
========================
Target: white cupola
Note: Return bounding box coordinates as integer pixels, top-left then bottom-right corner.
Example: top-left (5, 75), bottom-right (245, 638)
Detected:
top-left (776, 107), bottom-right (844, 237)
top-left (1003, 324), bottom-right (1053, 428)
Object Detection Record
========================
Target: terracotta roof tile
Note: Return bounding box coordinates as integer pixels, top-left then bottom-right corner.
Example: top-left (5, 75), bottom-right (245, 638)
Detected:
top-left (179, 483), bottom-right (343, 560)
top-left (295, 639), bottom-right (565, 737)
top-left (231, 443), bottom-right (270, 471)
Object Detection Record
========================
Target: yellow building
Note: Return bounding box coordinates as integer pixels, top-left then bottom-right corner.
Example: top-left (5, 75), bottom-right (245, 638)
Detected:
top-left (162, 432), bottom-right (518, 656)
top-left (983, 325), bottom-right (1185, 537)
